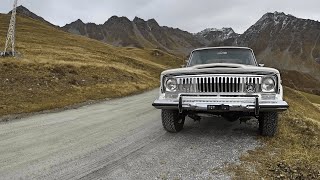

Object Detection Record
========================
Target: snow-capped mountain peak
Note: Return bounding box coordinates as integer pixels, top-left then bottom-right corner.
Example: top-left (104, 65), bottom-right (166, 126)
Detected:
top-left (195, 27), bottom-right (239, 45)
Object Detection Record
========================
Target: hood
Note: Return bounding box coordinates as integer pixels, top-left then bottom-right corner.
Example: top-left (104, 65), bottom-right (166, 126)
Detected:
top-left (162, 63), bottom-right (279, 76)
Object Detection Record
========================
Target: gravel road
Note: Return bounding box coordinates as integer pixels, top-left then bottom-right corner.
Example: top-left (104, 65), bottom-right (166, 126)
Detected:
top-left (0, 90), bottom-right (260, 180)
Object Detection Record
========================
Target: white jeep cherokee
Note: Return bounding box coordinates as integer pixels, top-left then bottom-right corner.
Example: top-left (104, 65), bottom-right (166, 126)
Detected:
top-left (153, 47), bottom-right (289, 137)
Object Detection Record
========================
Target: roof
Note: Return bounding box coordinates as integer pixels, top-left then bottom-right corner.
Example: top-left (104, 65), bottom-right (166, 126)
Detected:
top-left (192, 46), bottom-right (253, 52)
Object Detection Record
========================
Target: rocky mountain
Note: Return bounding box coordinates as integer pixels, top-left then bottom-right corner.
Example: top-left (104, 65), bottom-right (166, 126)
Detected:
top-left (235, 12), bottom-right (320, 78)
top-left (63, 16), bottom-right (203, 55)
top-left (6, 6), bottom-right (320, 79)
top-left (11, 6), bottom-right (54, 26)
top-left (10, 6), bottom-right (237, 56)
top-left (195, 27), bottom-right (239, 46)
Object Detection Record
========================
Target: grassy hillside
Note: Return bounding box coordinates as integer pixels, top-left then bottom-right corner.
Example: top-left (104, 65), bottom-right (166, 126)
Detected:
top-left (281, 70), bottom-right (320, 95)
top-left (0, 14), bottom-right (182, 117)
top-left (230, 87), bottom-right (320, 179)
top-left (1, 12), bottom-right (320, 179)
top-left (300, 91), bottom-right (320, 104)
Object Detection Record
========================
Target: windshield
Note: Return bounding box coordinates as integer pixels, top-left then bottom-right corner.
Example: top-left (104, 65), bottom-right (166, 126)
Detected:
top-left (189, 48), bottom-right (257, 66)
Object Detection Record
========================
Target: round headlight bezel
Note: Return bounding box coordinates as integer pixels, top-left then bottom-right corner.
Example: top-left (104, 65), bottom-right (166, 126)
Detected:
top-left (261, 77), bottom-right (276, 92)
top-left (165, 78), bottom-right (178, 92)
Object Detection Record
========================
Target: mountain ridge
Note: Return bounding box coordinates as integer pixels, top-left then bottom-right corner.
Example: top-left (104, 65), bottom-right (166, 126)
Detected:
top-left (195, 27), bottom-right (240, 46)
top-left (4, 6), bottom-right (320, 80)
top-left (63, 15), bottom-right (202, 55)
top-left (235, 11), bottom-right (320, 79)
top-left (12, 5), bottom-right (56, 27)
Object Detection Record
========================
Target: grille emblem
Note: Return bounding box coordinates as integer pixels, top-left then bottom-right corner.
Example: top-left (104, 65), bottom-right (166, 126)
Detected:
top-left (246, 84), bottom-right (256, 93)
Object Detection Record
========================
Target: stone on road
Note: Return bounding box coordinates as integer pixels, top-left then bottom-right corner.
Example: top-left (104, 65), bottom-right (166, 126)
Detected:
top-left (0, 90), bottom-right (259, 180)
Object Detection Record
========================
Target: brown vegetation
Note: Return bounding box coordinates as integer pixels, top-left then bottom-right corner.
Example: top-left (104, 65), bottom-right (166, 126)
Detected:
top-left (281, 70), bottom-right (320, 95)
top-left (0, 14), bottom-right (181, 117)
top-left (229, 87), bottom-right (320, 179)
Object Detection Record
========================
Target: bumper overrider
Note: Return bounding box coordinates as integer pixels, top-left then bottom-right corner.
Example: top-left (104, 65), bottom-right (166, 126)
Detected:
top-left (152, 95), bottom-right (289, 115)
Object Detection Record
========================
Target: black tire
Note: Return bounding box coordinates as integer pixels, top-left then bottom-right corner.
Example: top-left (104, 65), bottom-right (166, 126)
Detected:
top-left (259, 112), bottom-right (278, 137)
top-left (161, 110), bottom-right (185, 133)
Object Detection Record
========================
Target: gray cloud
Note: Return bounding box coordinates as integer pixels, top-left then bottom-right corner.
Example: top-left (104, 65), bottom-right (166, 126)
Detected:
top-left (1, 0), bottom-right (320, 33)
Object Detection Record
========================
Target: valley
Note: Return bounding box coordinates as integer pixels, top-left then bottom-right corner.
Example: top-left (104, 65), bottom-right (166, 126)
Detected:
top-left (15, 6), bottom-right (320, 93)
top-left (0, 4), bottom-right (320, 180)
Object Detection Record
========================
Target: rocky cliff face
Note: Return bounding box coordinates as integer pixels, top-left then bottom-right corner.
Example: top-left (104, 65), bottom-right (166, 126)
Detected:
top-left (195, 27), bottom-right (239, 46)
top-left (63, 16), bottom-right (203, 55)
top-left (7, 6), bottom-right (320, 79)
top-left (235, 12), bottom-right (320, 77)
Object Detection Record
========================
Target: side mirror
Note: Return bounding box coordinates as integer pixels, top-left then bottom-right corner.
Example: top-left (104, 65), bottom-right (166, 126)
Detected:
top-left (259, 64), bottom-right (265, 67)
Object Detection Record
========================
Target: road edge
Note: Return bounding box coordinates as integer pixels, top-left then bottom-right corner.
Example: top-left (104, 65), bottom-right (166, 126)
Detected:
top-left (0, 88), bottom-right (158, 123)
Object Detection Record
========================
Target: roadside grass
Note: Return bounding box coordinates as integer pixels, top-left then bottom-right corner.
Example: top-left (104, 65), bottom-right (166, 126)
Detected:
top-left (281, 70), bottom-right (320, 96)
top-left (0, 15), bottom-right (182, 117)
top-left (2, 14), bottom-right (320, 179)
top-left (229, 87), bottom-right (320, 179)
top-left (300, 91), bottom-right (320, 105)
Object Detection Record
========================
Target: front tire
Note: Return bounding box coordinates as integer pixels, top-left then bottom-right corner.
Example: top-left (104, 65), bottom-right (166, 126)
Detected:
top-left (161, 110), bottom-right (185, 133)
top-left (259, 112), bottom-right (278, 137)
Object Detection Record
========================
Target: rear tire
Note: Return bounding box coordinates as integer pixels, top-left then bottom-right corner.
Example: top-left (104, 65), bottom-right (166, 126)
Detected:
top-left (161, 110), bottom-right (185, 133)
top-left (259, 112), bottom-right (278, 137)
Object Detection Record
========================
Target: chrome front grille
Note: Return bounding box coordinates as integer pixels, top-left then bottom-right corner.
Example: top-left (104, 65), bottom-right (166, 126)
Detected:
top-left (176, 75), bottom-right (262, 93)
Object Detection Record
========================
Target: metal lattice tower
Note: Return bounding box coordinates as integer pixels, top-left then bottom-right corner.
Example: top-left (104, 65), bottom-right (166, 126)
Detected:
top-left (4, 0), bottom-right (18, 56)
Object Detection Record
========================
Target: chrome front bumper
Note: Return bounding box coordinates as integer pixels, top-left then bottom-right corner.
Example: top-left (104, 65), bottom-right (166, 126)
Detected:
top-left (153, 96), bottom-right (289, 115)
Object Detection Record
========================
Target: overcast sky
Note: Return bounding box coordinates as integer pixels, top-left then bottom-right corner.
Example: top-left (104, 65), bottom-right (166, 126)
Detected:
top-left (1, 0), bottom-right (320, 33)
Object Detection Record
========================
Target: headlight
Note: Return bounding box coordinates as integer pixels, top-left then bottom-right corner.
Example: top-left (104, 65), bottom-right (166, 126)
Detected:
top-left (165, 78), bottom-right (178, 92)
top-left (261, 77), bottom-right (276, 92)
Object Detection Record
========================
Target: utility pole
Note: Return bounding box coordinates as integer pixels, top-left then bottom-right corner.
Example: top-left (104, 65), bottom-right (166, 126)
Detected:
top-left (4, 0), bottom-right (18, 57)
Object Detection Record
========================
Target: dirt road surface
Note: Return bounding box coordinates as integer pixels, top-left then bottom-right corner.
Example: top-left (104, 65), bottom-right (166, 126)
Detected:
top-left (0, 90), bottom-right (260, 180)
